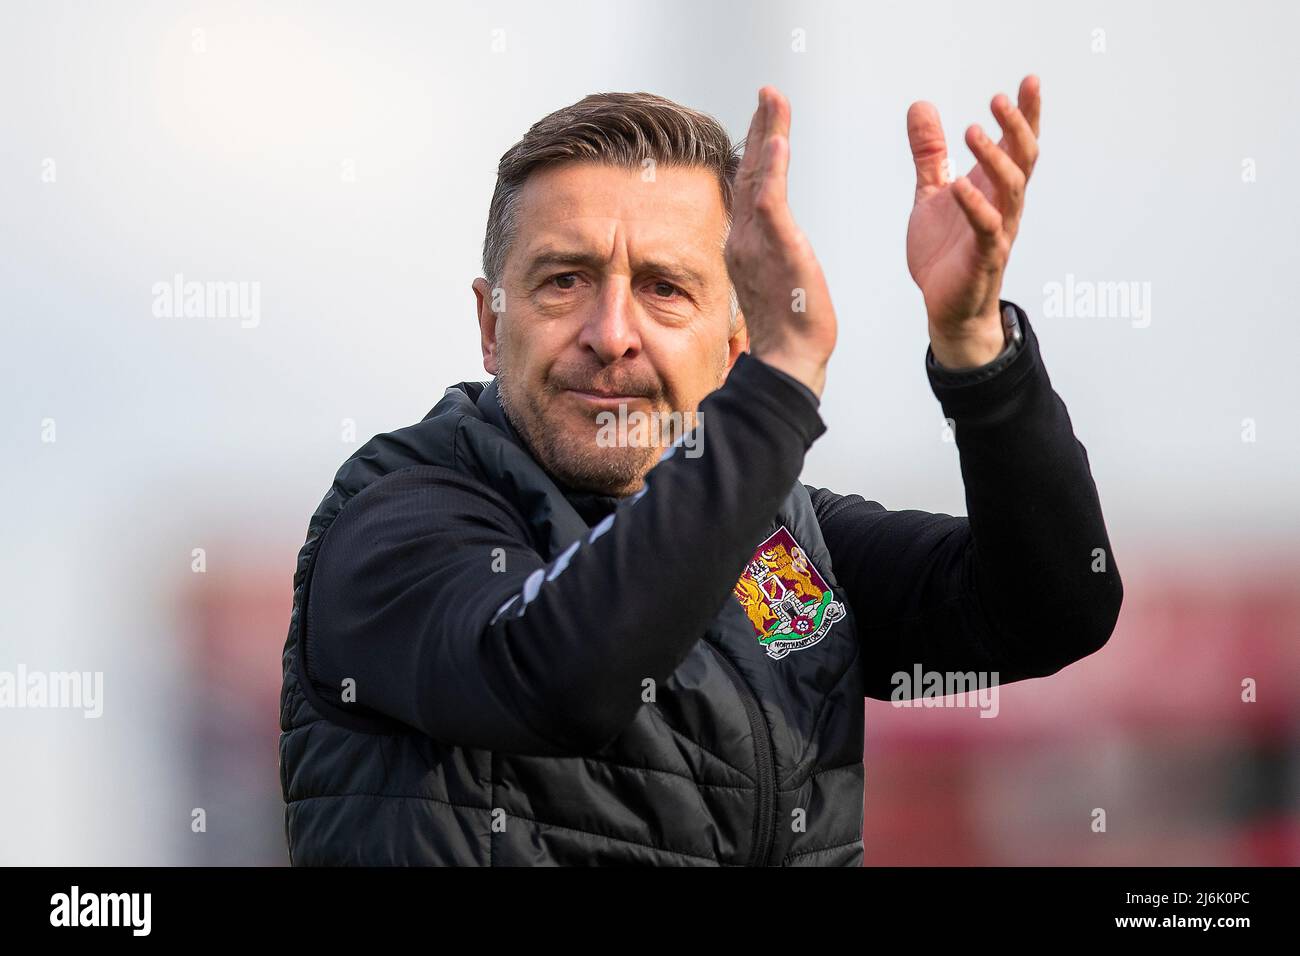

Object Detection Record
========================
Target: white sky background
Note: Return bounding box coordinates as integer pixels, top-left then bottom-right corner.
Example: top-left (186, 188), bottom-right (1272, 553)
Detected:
top-left (1, 0), bottom-right (1297, 862)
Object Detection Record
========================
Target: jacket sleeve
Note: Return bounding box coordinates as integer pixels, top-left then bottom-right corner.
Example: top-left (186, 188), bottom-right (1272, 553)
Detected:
top-left (807, 302), bottom-right (1123, 700)
top-left (304, 351), bottom-right (826, 756)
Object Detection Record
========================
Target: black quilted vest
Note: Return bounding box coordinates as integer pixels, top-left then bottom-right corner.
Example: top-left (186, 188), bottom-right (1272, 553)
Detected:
top-left (279, 377), bottom-right (866, 865)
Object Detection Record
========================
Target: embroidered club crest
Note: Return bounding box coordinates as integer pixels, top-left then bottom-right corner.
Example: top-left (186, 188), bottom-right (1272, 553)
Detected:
top-left (732, 526), bottom-right (846, 659)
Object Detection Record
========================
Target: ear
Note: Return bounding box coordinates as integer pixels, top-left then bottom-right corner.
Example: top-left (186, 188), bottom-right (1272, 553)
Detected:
top-left (472, 277), bottom-right (500, 376)
top-left (725, 311), bottom-right (749, 373)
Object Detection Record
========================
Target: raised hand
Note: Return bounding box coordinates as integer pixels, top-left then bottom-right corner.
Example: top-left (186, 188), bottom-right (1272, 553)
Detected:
top-left (905, 75), bottom-right (1041, 369)
top-left (725, 86), bottom-right (838, 398)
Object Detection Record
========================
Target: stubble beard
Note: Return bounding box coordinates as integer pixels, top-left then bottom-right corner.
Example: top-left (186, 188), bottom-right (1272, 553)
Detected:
top-left (495, 343), bottom-right (660, 498)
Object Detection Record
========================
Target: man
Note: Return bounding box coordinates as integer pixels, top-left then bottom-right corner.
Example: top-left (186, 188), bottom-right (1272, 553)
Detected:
top-left (278, 77), bottom-right (1123, 866)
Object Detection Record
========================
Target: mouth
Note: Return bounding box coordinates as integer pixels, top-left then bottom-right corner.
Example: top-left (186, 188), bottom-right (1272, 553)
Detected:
top-left (563, 388), bottom-right (652, 408)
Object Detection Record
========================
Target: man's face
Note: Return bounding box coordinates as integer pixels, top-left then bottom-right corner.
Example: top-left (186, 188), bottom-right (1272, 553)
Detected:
top-left (474, 162), bottom-right (747, 497)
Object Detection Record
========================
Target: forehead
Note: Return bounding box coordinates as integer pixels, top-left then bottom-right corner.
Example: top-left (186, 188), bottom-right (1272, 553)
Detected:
top-left (512, 162), bottom-right (727, 265)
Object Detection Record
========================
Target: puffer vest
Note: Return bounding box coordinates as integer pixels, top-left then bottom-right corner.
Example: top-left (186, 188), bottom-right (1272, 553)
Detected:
top-left (279, 377), bottom-right (866, 866)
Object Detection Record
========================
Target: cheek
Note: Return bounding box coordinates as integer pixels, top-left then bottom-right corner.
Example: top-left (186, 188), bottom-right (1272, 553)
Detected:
top-left (651, 329), bottom-right (728, 409)
top-left (501, 320), bottom-right (559, 384)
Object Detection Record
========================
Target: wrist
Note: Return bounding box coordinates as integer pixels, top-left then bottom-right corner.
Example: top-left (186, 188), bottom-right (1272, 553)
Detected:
top-left (928, 310), bottom-right (1006, 370)
top-left (749, 346), bottom-right (828, 400)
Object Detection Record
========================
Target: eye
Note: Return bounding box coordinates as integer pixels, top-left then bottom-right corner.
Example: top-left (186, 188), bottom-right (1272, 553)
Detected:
top-left (550, 272), bottom-right (580, 290)
top-left (649, 280), bottom-right (681, 298)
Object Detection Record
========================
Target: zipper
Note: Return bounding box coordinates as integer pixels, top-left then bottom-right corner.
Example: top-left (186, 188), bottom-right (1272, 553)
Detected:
top-left (705, 640), bottom-right (778, 866)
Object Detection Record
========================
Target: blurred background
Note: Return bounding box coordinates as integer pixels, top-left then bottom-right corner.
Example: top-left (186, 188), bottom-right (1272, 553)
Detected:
top-left (2, 0), bottom-right (1297, 865)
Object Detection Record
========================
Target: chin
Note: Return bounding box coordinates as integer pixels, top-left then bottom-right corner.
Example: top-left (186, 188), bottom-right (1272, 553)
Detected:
top-left (546, 440), bottom-right (656, 497)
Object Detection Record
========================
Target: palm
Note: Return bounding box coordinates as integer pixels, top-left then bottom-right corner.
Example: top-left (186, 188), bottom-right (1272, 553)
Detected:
top-left (907, 166), bottom-right (999, 327)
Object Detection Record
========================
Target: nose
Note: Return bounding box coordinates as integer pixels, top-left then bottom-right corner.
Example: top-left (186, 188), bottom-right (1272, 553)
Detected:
top-left (577, 278), bottom-right (641, 363)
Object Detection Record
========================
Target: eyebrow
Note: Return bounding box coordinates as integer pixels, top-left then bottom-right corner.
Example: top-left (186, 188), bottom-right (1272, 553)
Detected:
top-left (520, 248), bottom-right (708, 290)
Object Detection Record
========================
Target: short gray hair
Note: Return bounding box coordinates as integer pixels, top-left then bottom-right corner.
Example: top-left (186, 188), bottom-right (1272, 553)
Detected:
top-left (482, 91), bottom-right (742, 327)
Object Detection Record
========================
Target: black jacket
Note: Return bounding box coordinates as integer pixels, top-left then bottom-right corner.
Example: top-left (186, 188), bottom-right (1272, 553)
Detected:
top-left (278, 301), bottom-right (1123, 865)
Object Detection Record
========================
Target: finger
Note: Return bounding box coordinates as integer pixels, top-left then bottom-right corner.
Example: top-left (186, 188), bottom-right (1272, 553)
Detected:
top-left (735, 89), bottom-right (770, 206)
top-left (907, 100), bottom-right (949, 193)
top-left (990, 92), bottom-right (1039, 179)
top-left (759, 88), bottom-right (795, 204)
top-left (763, 85), bottom-right (791, 139)
top-left (751, 89), bottom-right (800, 241)
top-left (965, 123), bottom-right (1024, 225)
top-left (951, 176), bottom-right (1003, 254)
top-left (760, 132), bottom-right (789, 205)
top-left (1017, 74), bottom-right (1041, 138)
top-left (756, 133), bottom-right (798, 239)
